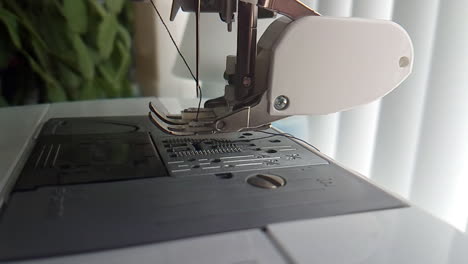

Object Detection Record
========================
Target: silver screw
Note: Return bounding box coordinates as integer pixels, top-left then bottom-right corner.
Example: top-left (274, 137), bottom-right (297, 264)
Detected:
top-left (247, 174), bottom-right (286, 189)
top-left (242, 76), bottom-right (252, 87)
top-left (274, 95), bottom-right (289, 110)
top-left (216, 121), bottom-right (225, 130)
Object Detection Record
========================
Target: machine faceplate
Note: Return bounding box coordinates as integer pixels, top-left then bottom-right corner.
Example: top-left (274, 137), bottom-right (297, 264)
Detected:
top-left (0, 116), bottom-right (407, 261)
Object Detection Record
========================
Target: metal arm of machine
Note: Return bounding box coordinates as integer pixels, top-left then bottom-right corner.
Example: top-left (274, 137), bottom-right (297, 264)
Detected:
top-left (148, 0), bottom-right (413, 135)
top-left (252, 0), bottom-right (320, 18)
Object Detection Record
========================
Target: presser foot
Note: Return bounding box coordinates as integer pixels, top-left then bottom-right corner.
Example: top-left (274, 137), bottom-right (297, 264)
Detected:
top-left (149, 102), bottom-right (188, 125)
top-left (148, 99), bottom-right (277, 135)
top-left (149, 102), bottom-right (218, 135)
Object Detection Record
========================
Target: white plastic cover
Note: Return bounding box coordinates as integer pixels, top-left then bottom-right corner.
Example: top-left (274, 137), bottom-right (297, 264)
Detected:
top-left (267, 16), bottom-right (413, 115)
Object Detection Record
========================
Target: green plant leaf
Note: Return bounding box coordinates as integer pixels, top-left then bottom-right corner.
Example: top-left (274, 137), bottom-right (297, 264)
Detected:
top-left (26, 55), bottom-right (67, 102)
top-left (97, 59), bottom-right (122, 97)
top-left (4, 0), bottom-right (48, 49)
top-left (36, 21), bottom-right (77, 71)
top-left (117, 24), bottom-right (131, 48)
top-left (63, 0), bottom-right (88, 34)
top-left (97, 60), bottom-right (116, 84)
top-left (69, 33), bottom-right (95, 80)
top-left (120, 79), bottom-right (133, 97)
top-left (105, 0), bottom-right (125, 14)
top-left (46, 83), bottom-right (68, 102)
top-left (36, 12), bottom-right (79, 70)
top-left (0, 7), bottom-right (21, 49)
top-left (79, 80), bottom-right (97, 100)
top-left (87, 0), bottom-right (107, 17)
top-left (31, 39), bottom-right (50, 69)
top-left (59, 64), bottom-right (82, 89)
top-left (95, 77), bottom-right (119, 97)
top-left (115, 41), bottom-right (130, 82)
top-left (2, 0), bottom-right (134, 104)
top-left (52, 0), bottom-right (64, 13)
top-left (87, 46), bottom-right (103, 65)
top-left (58, 63), bottom-right (82, 100)
top-left (97, 15), bottom-right (118, 59)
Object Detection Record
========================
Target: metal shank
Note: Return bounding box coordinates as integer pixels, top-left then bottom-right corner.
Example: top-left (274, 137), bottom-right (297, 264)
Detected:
top-left (235, 1), bottom-right (258, 102)
top-left (256, 0), bottom-right (320, 19)
top-left (150, 0), bottom-right (320, 135)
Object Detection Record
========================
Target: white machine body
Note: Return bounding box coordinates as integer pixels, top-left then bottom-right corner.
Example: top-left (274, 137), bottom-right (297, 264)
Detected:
top-left (267, 16), bottom-right (414, 116)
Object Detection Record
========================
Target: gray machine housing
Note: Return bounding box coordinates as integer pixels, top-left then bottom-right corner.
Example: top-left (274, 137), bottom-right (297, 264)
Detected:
top-left (0, 116), bottom-right (406, 261)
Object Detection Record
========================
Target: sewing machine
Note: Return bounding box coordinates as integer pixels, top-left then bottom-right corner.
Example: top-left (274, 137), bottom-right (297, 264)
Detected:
top-left (0, 1), bottom-right (467, 263)
top-left (148, 0), bottom-right (413, 135)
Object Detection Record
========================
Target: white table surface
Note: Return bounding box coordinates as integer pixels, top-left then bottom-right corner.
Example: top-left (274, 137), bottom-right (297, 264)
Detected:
top-left (1, 98), bottom-right (468, 264)
top-left (12, 230), bottom-right (286, 264)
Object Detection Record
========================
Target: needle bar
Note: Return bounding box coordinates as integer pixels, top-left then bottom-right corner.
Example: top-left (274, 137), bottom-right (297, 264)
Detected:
top-left (195, 0), bottom-right (202, 120)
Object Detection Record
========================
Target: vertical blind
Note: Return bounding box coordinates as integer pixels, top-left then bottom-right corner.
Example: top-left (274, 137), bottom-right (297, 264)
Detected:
top-left (149, 0), bottom-right (468, 231)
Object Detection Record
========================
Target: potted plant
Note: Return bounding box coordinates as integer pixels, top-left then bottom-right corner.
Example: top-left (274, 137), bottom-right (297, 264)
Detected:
top-left (0, 0), bottom-right (134, 106)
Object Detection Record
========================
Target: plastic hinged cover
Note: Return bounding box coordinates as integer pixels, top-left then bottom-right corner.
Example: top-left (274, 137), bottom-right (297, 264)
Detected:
top-left (267, 16), bottom-right (413, 115)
